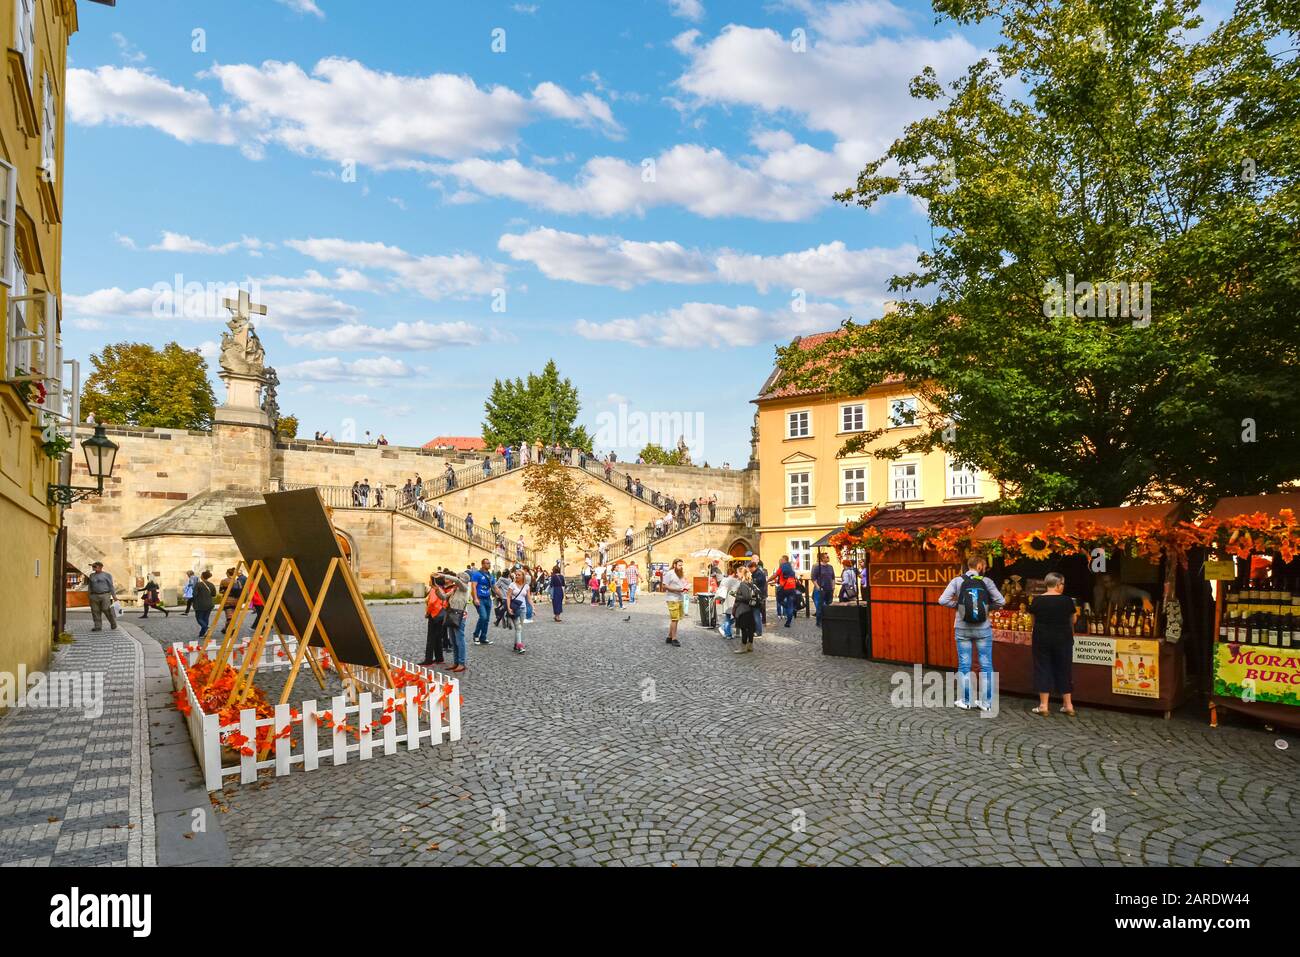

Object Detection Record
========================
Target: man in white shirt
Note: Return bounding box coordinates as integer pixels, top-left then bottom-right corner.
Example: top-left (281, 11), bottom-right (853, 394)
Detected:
top-left (662, 558), bottom-right (690, 647)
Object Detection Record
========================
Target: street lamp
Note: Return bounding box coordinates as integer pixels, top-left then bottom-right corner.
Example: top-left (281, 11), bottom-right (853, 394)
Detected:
top-left (48, 425), bottom-right (119, 506)
top-left (490, 516), bottom-right (500, 539)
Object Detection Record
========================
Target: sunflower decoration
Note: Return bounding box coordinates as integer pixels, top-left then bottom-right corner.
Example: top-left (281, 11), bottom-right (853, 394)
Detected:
top-left (1019, 531), bottom-right (1053, 560)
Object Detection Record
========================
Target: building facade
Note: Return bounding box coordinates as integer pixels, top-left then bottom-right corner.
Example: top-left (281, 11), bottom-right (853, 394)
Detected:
top-left (753, 330), bottom-right (999, 572)
top-left (0, 0), bottom-right (97, 689)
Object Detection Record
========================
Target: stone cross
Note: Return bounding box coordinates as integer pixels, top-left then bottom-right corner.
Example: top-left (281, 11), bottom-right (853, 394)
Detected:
top-left (223, 289), bottom-right (267, 322)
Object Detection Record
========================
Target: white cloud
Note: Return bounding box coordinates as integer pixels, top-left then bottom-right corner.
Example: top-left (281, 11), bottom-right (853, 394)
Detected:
top-left (148, 231), bottom-right (270, 255)
top-left (782, 0), bottom-right (911, 41)
top-left (676, 25), bottom-right (978, 147)
top-left (69, 318), bottom-right (106, 331)
top-left (285, 237), bottom-right (505, 300)
top-left (576, 300), bottom-right (848, 347)
top-left (498, 228), bottom-right (713, 288)
top-left (64, 284), bottom-right (356, 328)
top-left (274, 0), bottom-right (324, 16)
top-left (668, 0), bottom-right (705, 21)
top-left (68, 66), bottom-right (259, 156)
top-left (284, 320), bottom-right (481, 351)
top-left (197, 340), bottom-right (219, 361)
top-left (110, 32), bottom-right (146, 64)
top-left (257, 268), bottom-right (387, 293)
top-left (70, 59), bottom-right (620, 169)
top-left (530, 82), bottom-right (622, 136)
top-left (499, 226), bottom-right (917, 302)
top-left (279, 356), bottom-right (416, 382)
top-left (436, 144), bottom-right (822, 221)
top-left (113, 232), bottom-right (137, 250)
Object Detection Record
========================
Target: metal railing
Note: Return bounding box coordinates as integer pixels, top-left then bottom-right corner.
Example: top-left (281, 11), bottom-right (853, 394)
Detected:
top-left (600, 507), bottom-right (758, 562)
top-left (395, 499), bottom-right (539, 567)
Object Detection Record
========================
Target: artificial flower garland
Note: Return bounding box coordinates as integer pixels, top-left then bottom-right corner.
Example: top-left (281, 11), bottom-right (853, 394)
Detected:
top-left (828, 507), bottom-right (1299, 567)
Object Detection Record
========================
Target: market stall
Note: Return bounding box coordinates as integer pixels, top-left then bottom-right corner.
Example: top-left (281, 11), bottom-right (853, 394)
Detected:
top-left (1200, 493), bottom-right (1300, 732)
top-left (822, 504), bottom-right (974, 661)
top-left (828, 501), bottom-right (1197, 716)
top-left (969, 504), bottom-right (1193, 716)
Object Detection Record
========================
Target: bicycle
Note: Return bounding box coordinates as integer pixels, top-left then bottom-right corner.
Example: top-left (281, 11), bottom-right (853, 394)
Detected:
top-left (565, 580), bottom-right (588, 604)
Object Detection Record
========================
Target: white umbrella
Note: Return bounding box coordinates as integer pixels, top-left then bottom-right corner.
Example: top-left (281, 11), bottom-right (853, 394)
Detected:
top-left (690, 548), bottom-right (729, 560)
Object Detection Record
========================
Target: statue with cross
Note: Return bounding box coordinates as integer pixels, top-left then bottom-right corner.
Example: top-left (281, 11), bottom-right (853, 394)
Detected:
top-left (219, 289), bottom-right (268, 378)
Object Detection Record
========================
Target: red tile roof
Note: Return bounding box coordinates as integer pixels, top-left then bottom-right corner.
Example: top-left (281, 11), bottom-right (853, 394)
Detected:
top-left (756, 328), bottom-right (902, 401)
top-left (422, 436), bottom-right (487, 452)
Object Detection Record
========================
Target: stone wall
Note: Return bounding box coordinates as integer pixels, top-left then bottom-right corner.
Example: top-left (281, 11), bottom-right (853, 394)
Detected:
top-left (275, 441), bottom-right (472, 492)
top-left (615, 462), bottom-right (757, 509)
top-left (64, 425), bottom-right (215, 594)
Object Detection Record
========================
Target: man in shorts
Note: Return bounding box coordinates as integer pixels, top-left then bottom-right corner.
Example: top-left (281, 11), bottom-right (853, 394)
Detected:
top-left (662, 558), bottom-right (690, 647)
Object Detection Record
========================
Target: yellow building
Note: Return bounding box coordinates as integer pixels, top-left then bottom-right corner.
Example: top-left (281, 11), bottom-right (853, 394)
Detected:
top-left (0, 0), bottom-right (104, 692)
top-left (753, 329), bottom-right (999, 572)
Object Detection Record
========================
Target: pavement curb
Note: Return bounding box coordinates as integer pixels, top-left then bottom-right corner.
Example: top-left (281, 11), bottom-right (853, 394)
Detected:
top-left (118, 621), bottom-right (232, 867)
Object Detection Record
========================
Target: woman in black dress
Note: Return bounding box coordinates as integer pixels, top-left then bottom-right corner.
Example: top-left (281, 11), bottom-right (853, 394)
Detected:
top-left (549, 565), bottom-right (565, 622)
top-left (1029, 572), bottom-right (1077, 716)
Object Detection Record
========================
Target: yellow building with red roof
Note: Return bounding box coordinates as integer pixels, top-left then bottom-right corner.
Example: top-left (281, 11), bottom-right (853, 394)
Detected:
top-left (752, 329), bottom-right (999, 572)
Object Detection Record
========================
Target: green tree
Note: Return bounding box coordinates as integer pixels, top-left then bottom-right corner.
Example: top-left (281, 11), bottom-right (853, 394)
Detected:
top-left (509, 460), bottom-right (613, 566)
top-left (482, 359), bottom-right (593, 450)
top-left (783, 0), bottom-right (1299, 510)
top-left (81, 342), bottom-right (216, 429)
top-left (638, 442), bottom-right (689, 466)
top-left (276, 415), bottom-right (299, 440)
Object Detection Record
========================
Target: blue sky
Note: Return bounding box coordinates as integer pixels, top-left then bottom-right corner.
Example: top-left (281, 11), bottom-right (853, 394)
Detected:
top-left (62, 0), bottom-right (995, 466)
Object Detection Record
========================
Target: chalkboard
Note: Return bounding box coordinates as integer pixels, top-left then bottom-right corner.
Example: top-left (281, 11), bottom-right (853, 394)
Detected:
top-left (227, 505), bottom-right (316, 649)
top-left (260, 487), bottom-right (385, 668)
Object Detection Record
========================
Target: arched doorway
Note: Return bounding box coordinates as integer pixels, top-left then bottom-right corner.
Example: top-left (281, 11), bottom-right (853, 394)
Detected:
top-left (728, 538), bottom-right (754, 558)
top-left (334, 528), bottom-right (359, 573)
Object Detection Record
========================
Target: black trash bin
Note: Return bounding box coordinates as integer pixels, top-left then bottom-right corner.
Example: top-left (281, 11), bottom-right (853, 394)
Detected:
top-left (696, 593), bottom-right (716, 627)
top-left (821, 603), bottom-right (869, 658)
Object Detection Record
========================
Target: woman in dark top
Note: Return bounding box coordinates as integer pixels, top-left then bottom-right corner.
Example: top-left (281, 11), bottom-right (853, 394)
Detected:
top-left (1029, 572), bottom-right (1077, 716)
top-left (550, 565), bottom-right (566, 622)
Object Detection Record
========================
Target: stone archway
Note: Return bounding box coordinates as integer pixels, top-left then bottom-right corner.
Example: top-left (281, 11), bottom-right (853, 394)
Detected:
top-left (727, 538), bottom-right (754, 558)
top-left (334, 528), bottom-right (359, 573)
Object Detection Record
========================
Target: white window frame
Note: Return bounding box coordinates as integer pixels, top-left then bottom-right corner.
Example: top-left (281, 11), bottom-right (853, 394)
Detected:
top-left (842, 466), bottom-right (868, 504)
top-left (6, 248), bottom-right (28, 379)
top-left (947, 457), bottom-right (980, 499)
top-left (890, 461), bottom-right (920, 503)
top-left (788, 539), bottom-right (812, 574)
top-left (786, 409), bottom-right (810, 439)
top-left (0, 159), bottom-right (15, 289)
top-left (40, 72), bottom-right (55, 184)
top-left (840, 402), bottom-right (865, 433)
top-left (888, 396), bottom-right (919, 429)
top-left (14, 0), bottom-right (34, 90)
top-left (787, 470), bottom-right (811, 507)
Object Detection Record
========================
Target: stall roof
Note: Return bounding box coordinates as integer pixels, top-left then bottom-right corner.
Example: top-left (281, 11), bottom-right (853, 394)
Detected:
top-left (973, 503), bottom-right (1182, 540)
top-left (1207, 492), bottom-right (1300, 520)
top-left (812, 503), bottom-right (976, 547)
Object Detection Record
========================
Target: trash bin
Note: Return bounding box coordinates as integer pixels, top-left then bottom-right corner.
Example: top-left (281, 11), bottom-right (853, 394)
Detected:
top-left (696, 594), bottom-right (716, 627)
top-left (821, 603), bottom-right (869, 658)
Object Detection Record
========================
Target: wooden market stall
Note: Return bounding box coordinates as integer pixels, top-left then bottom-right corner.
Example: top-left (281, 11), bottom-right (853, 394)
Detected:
top-left (969, 504), bottom-right (1192, 716)
top-left (1201, 493), bottom-right (1300, 733)
top-left (828, 501), bottom-right (1199, 716)
top-left (820, 504), bottom-right (974, 661)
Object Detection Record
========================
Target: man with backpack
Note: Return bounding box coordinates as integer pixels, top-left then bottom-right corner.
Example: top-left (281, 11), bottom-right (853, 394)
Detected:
top-left (775, 555), bottom-right (799, 627)
top-left (938, 556), bottom-right (1006, 711)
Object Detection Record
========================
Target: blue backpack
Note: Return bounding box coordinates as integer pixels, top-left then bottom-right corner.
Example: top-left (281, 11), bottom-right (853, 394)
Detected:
top-left (958, 575), bottom-right (990, 624)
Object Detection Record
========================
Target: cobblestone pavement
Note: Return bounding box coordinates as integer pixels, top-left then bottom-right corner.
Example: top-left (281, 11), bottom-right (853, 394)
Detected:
top-left (0, 617), bottom-right (155, 867)
top-left (135, 597), bottom-right (1300, 867)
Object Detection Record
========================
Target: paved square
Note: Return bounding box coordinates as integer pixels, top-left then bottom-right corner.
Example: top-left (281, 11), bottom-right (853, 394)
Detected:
top-left (135, 598), bottom-right (1300, 866)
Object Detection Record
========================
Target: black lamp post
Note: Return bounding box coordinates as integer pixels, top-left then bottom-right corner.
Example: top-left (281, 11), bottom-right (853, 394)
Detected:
top-left (490, 516), bottom-right (500, 539)
top-left (48, 425), bottom-right (119, 506)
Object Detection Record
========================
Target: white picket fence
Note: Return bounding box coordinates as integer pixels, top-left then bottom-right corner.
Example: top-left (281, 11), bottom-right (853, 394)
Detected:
top-left (169, 638), bottom-right (462, 791)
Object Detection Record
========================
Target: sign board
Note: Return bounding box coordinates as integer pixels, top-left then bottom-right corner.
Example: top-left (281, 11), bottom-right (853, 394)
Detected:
top-left (1203, 559), bottom-right (1237, 581)
top-left (1072, 635), bottom-right (1115, 666)
top-left (868, 562), bottom-right (961, 588)
top-left (1212, 643), bottom-right (1300, 707)
top-left (1112, 638), bottom-right (1160, 698)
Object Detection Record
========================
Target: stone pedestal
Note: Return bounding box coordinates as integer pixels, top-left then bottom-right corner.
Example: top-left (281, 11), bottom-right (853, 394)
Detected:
top-left (212, 419), bottom-right (273, 491)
